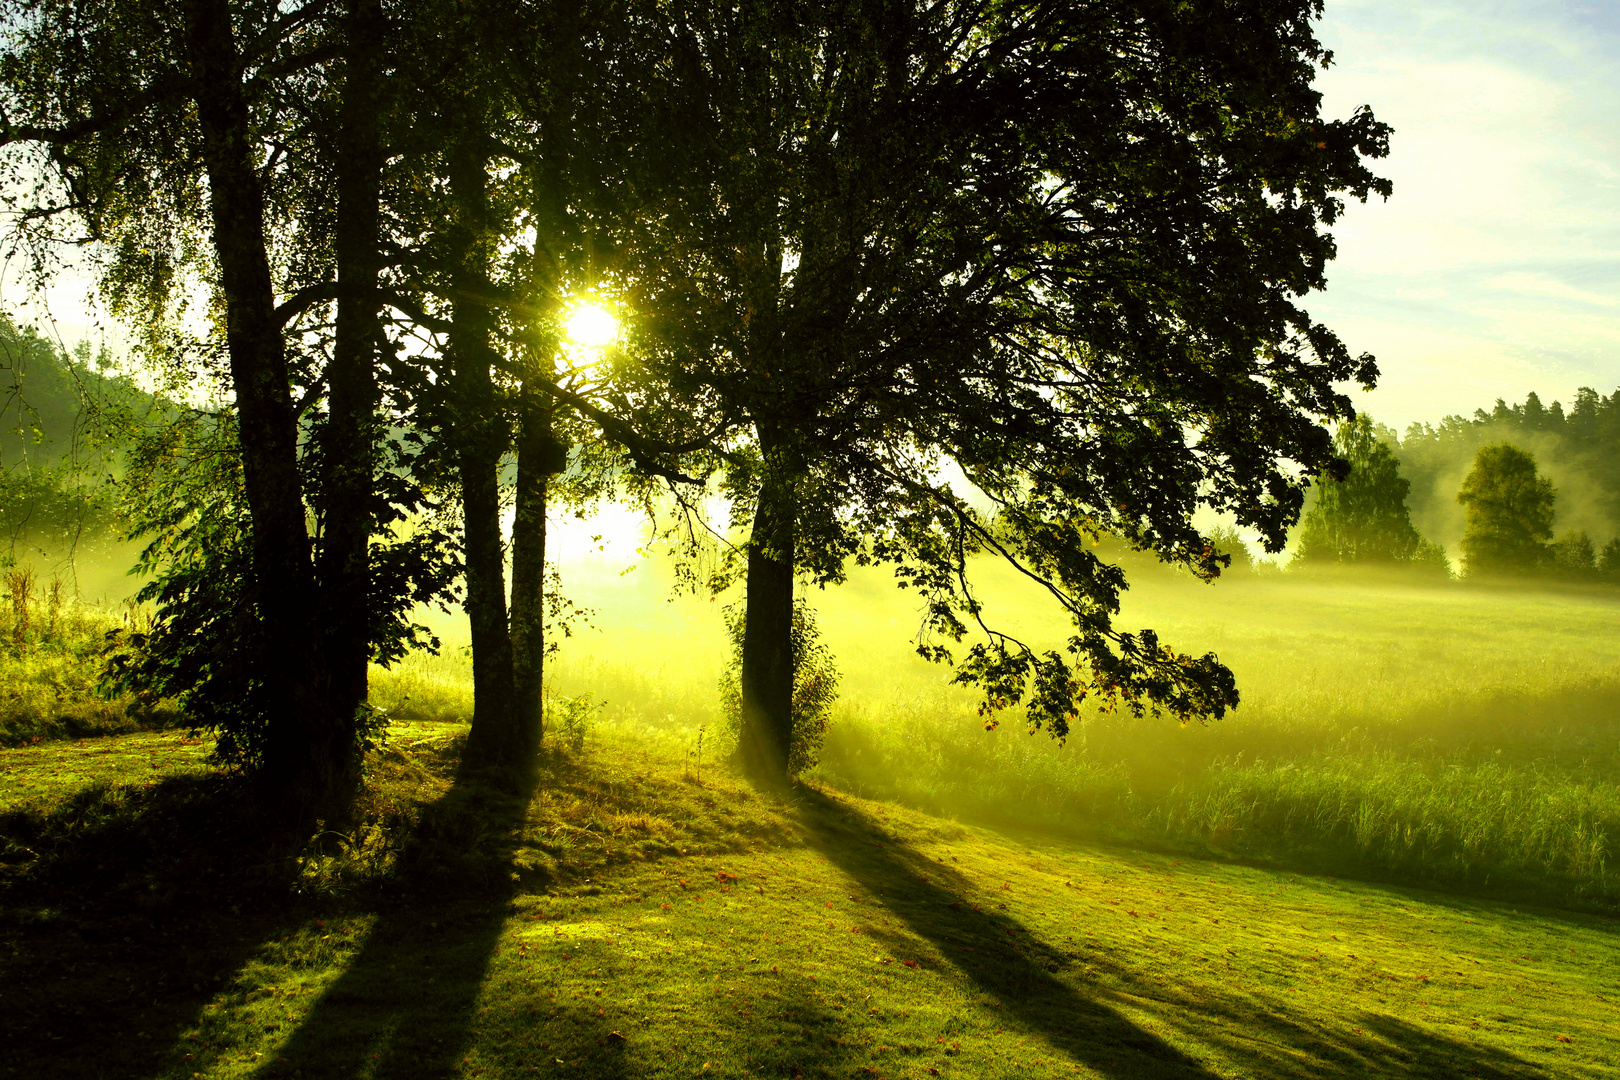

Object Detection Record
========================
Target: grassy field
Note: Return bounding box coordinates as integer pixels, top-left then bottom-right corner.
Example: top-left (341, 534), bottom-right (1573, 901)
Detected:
top-left (3, 724), bottom-right (1618, 1080)
top-left (10, 548), bottom-right (1620, 909)
top-left (371, 557), bottom-right (1618, 911)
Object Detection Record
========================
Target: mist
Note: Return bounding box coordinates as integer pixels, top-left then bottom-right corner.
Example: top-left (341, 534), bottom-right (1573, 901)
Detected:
top-left (355, 533), bottom-right (1620, 910)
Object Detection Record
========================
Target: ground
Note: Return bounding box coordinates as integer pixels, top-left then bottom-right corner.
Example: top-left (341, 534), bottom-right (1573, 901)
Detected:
top-left (1, 722), bottom-right (1616, 1080)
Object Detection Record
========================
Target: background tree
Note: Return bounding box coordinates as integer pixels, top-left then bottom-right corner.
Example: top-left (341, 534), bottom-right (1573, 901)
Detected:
top-left (1548, 529), bottom-right (1596, 580)
top-left (1600, 537), bottom-right (1620, 584)
top-left (1293, 414), bottom-right (1430, 565)
top-left (1457, 444), bottom-right (1555, 578)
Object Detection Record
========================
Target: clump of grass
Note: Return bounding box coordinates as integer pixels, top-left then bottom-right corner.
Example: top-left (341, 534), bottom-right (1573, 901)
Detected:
top-left (1150, 753), bottom-right (1619, 899)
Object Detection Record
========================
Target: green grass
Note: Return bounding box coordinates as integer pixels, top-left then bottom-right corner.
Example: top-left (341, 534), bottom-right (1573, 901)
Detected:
top-left (3, 726), bottom-right (1618, 1079)
top-left (369, 562), bottom-right (1620, 909)
top-left (0, 591), bottom-right (182, 745)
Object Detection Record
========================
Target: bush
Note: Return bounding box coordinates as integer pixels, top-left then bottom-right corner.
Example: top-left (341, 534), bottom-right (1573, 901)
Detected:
top-left (718, 598), bottom-right (840, 775)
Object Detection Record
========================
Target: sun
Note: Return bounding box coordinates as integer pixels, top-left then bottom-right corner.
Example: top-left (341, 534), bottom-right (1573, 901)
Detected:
top-left (563, 301), bottom-right (618, 348)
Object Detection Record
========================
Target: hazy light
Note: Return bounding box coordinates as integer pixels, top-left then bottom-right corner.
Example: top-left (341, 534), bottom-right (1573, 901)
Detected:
top-left (564, 302), bottom-right (618, 348)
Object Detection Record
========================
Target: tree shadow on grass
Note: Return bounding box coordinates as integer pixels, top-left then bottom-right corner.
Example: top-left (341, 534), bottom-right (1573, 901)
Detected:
top-left (237, 735), bottom-right (818, 1080)
top-left (0, 772), bottom-right (306, 1080)
top-left (798, 789), bottom-right (1551, 1080)
top-left (245, 759), bottom-right (540, 1080)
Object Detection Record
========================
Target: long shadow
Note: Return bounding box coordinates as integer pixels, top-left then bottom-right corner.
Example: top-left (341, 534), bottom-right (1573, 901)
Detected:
top-left (799, 788), bottom-right (1551, 1079)
top-left (246, 757), bottom-right (541, 1080)
top-left (798, 787), bottom-right (1216, 1078)
top-left (0, 773), bottom-right (305, 1080)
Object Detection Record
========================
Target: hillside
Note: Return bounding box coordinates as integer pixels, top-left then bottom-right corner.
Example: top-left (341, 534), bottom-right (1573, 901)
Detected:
top-left (2, 724), bottom-right (1616, 1080)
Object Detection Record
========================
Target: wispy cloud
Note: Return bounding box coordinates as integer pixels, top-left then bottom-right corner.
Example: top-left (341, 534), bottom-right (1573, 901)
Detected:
top-left (1483, 272), bottom-right (1618, 308)
top-left (1311, 0), bottom-right (1620, 428)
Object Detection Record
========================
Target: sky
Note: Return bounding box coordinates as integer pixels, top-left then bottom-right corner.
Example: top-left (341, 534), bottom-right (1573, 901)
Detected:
top-left (1311, 0), bottom-right (1620, 431)
top-left (5, 0), bottom-right (1618, 437)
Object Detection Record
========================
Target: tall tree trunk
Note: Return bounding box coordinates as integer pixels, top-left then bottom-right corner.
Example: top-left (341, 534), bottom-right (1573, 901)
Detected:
top-left (182, 0), bottom-right (337, 804)
top-left (317, 0), bottom-right (384, 780)
top-left (510, 7), bottom-right (581, 766)
top-left (510, 384), bottom-right (565, 761)
top-left (738, 469), bottom-right (796, 785)
top-left (447, 138), bottom-right (518, 767)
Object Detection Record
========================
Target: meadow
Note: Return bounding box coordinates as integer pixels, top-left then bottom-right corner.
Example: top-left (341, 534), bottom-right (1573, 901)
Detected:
top-left (364, 552), bottom-right (1620, 912)
top-left (5, 548), bottom-right (1620, 1077)
top-left (8, 541), bottom-right (1620, 910)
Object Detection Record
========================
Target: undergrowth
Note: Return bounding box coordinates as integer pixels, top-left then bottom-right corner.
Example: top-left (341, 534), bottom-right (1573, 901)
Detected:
top-left (0, 571), bottom-right (181, 745)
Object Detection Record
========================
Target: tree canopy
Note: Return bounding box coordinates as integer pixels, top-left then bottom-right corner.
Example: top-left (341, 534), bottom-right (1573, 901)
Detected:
top-left (0, 0), bottom-right (1393, 799)
top-left (1457, 444), bottom-right (1555, 578)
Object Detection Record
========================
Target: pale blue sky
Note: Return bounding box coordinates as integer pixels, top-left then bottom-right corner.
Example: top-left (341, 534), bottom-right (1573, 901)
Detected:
top-left (1311, 0), bottom-right (1620, 430)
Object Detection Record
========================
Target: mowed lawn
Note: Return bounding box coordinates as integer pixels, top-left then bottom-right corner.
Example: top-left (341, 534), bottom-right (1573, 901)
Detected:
top-left (2, 725), bottom-right (1617, 1080)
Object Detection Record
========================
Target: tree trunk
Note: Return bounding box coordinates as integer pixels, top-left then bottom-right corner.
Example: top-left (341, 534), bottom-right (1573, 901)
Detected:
top-left (317, 0), bottom-right (384, 778)
top-left (510, 383), bottom-right (565, 761)
top-left (182, 0), bottom-right (337, 804)
top-left (738, 471), bottom-right (796, 785)
top-left (447, 138), bottom-right (518, 768)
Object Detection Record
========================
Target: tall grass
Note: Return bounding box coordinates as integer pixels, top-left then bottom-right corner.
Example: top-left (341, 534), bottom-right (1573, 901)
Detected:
top-left (0, 567), bottom-right (181, 744)
top-left (794, 567), bottom-right (1620, 908)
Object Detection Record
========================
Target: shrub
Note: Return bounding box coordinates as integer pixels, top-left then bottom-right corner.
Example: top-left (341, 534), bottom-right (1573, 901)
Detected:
top-left (718, 598), bottom-right (840, 775)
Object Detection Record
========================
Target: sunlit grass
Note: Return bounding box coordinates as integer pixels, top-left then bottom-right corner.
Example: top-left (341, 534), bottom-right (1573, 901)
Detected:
top-left (3, 730), bottom-right (1616, 1079)
top-left (387, 558), bottom-right (1620, 910)
top-left (0, 593), bottom-right (181, 745)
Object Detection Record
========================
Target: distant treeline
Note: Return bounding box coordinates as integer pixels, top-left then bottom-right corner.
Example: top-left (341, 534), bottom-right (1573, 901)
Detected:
top-left (8, 315), bottom-right (1620, 590)
top-left (1398, 389), bottom-right (1620, 559)
top-left (1263, 387), bottom-right (1620, 582)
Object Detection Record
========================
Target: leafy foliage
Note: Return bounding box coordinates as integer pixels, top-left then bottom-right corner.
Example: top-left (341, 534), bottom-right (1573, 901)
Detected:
top-left (101, 409), bottom-right (454, 771)
top-left (1294, 415), bottom-right (1435, 568)
top-left (624, 0), bottom-right (1392, 743)
top-left (719, 599), bottom-right (840, 776)
top-left (1548, 529), bottom-right (1597, 580)
top-left (1457, 444), bottom-right (1556, 578)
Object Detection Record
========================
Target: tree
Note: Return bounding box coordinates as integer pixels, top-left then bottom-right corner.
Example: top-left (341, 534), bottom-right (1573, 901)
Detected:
top-left (1549, 530), bottom-right (1596, 580)
top-left (1599, 537), bottom-right (1620, 584)
top-left (0, 0), bottom-right (452, 811)
top-left (1457, 444), bottom-right (1555, 578)
top-left (1294, 414), bottom-right (1425, 564)
top-left (615, 0), bottom-right (1391, 783)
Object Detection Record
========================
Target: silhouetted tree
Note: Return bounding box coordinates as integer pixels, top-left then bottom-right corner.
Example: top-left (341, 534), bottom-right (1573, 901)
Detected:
top-left (616, 0), bottom-right (1391, 782)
